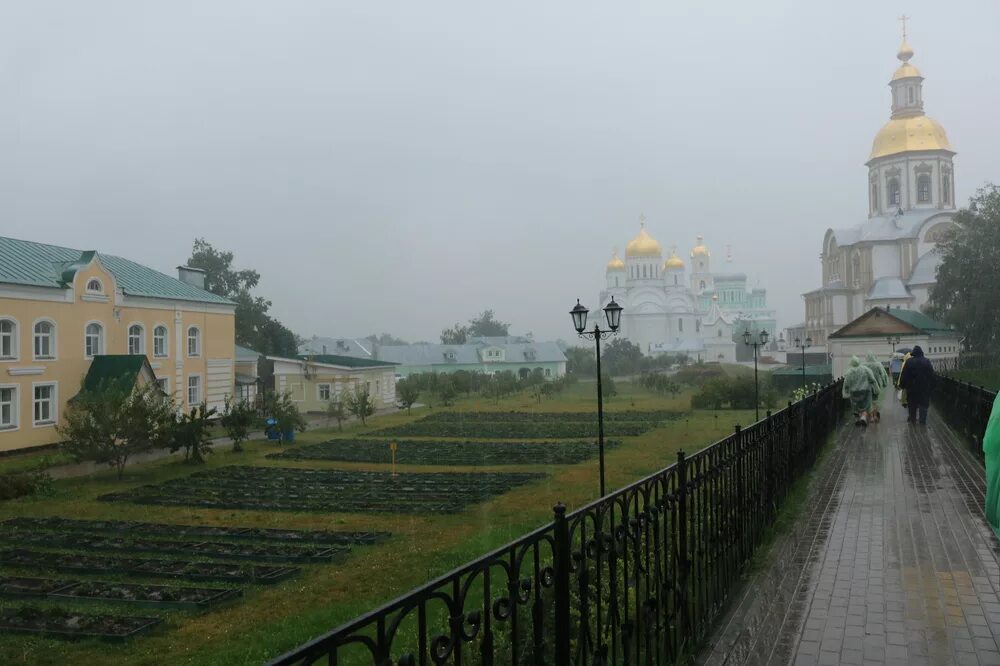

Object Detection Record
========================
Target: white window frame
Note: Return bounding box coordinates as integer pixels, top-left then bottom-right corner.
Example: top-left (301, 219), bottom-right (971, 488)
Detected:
top-left (84, 321), bottom-right (104, 359)
top-left (31, 381), bottom-right (58, 428)
top-left (32, 318), bottom-right (57, 361)
top-left (85, 278), bottom-right (104, 294)
top-left (155, 376), bottom-right (170, 395)
top-left (187, 374), bottom-right (202, 406)
top-left (153, 324), bottom-right (169, 358)
top-left (0, 317), bottom-right (18, 362)
top-left (187, 327), bottom-right (202, 358)
top-left (0, 384), bottom-right (18, 431)
top-left (317, 383), bottom-right (331, 401)
top-left (127, 323), bottom-right (145, 355)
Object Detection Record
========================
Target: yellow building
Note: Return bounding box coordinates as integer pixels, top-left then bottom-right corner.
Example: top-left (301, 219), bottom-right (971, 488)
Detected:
top-left (268, 354), bottom-right (398, 414)
top-left (0, 236), bottom-right (236, 452)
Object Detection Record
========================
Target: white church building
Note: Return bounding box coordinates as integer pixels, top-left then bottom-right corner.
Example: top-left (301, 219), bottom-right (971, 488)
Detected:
top-left (803, 33), bottom-right (959, 349)
top-left (598, 227), bottom-right (776, 362)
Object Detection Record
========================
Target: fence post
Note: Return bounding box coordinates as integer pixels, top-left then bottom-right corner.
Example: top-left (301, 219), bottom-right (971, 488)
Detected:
top-left (553, 503), bottom-right (571, 666)
top-left (676, 450), bottom-right (691, 640)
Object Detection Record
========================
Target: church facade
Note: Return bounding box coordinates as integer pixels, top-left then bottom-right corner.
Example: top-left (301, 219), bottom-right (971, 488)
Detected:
top-left (803, 34), bottom-right (958, 349)
top-left (598, 228), bottom-right (776, 361)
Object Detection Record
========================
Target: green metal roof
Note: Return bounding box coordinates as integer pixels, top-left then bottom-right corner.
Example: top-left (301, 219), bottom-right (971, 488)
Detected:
top-left (0, 235), bottom-right (234, 305)
top-left (296, 353), bottom-right (398, 368)
top-left (884, 309), bottom-right (955, 336)
top-left (80, 355), bottom-right (157, 393)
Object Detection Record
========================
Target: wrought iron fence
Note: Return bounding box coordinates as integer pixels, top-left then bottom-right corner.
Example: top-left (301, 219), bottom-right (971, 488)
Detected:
top-left (267, 381), bottom-right (845, 666)
top-left (935, 374), bottom-right (997, 460)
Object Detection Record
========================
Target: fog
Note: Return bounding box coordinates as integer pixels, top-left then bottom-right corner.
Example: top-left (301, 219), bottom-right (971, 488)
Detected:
top-left (2, 0), bottom-right (997, 343)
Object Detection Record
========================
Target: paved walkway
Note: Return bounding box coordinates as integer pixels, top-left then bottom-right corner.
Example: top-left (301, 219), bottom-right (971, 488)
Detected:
top-left (704, 394), bottom-right (1000, 666)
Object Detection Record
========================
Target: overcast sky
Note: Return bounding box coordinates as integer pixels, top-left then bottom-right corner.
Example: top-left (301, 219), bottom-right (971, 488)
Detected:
top-left (2, 1), bottom-right (997, 344)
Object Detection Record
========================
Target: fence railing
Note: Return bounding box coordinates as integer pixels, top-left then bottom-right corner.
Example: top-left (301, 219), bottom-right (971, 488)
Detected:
top-left (935, 374), bottom-right (997, 460)
top-left (267, 381), bottom-right (846, 666)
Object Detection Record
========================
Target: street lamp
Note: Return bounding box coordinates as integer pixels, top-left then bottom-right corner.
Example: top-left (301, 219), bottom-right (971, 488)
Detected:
top-left (743, 328), bottom-right (769, 421)
top-left (886, 335), bottom-right (901, 353)
top-left (570, 297), bottom-right (622, 497)
top-left (793, 336), bottom-right (813, 391)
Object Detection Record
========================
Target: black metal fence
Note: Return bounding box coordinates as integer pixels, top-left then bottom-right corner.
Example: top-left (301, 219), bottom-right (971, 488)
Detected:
top-left (935, 374), bottom-right (997, 460)
top-left (267, 382), bottom-right (845, 666)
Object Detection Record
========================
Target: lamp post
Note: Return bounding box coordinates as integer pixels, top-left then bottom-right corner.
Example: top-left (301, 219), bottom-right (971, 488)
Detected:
top-left (793, 336), bottom-right (813, 391)
top-left (570, 297), bottom-right (623, 497)
top-left (886, 335), bottom-right (900, 353)
top-left (743, 328), bottom-right (770, 421)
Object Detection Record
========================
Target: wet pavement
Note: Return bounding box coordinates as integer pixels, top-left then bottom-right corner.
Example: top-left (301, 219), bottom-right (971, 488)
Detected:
top-left (703, 395), bottom-right (1000, 666)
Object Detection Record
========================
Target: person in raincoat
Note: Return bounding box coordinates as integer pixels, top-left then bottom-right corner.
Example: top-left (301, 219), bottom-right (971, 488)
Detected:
top-left (842, 356), bottom-right (880, 426)
top-left (896, 351), bottom-right (912, 407)
top-left (983, 392), bottom-right (1000, 535)
top-left (898, 345), bottom-right (935, 425)
top-left (863, 351), bottom-right (889, 422)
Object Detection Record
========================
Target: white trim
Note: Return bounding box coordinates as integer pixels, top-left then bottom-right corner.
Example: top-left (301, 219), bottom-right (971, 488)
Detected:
top-left (81, 293), bottom-right (110, 303)
top-left (0, 383), bottom-right (19, 432)
top-left (83, 320), bottom-right (105, 359)
top-left (126, 321), bottom-right (146, 356)
top-left (31, 381), bottom-right (58, 428)
top-left (187, 373), bottom-right (202, 406)
top-left (0, 316), bottom-right (19, 362)
top-left (0, 283), bottom-right (75, 303)
top-left (317, 383), bottom-right (332, 401)
top-left (31, 317), bottom-right (58, 361)
top-left (152, 323), bottom-right (169, 358)
top-left (7, 366), bottom-right (45, 376)
top-left (186, 326), bottom-right (202, 358)
top-left (207, 358), bottom-right (233, 367)
top-left (150, 362), bottom-right (162, 369)
top-left (155, 376), bottom-right (170, 396)
top-left (84, 277), bottom-right (105, 294)
top-left (119, 294), bottom-right (236, 315)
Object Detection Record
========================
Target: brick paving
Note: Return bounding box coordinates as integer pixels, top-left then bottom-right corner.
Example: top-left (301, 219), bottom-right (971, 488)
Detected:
top-left (703, 395), bottom-right (1000, 666)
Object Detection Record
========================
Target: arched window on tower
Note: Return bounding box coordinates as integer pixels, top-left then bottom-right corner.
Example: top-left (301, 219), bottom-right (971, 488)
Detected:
top-left (917, 174), bottom-right (931, 203)
top-left (887, 179), bottom-right (900, 208)
top-left (851, 253), bottom-right (862, 288)
top-left (699, 280), bottom-right (706, 290)
top-left (642, 265), bottom-right (646, 279)
top-left (870, 182), bottom-right (878, 214)
top-left (673, 275), bottom-right (678, 285)
top-left (942, 175), bottom-right (951, 204)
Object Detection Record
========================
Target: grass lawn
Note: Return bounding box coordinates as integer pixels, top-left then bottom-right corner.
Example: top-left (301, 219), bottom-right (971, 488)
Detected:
top-left (0, 380), bottom-right (754, 665)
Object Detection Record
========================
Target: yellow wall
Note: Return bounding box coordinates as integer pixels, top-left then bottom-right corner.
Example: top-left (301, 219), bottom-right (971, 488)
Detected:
top-left (0, 259), bottom-right (235, 452)
top-left (273, 361), bottom-right (396, 414)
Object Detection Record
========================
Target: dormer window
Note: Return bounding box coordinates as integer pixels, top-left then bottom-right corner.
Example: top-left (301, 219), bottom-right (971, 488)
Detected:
top-left (85, 278), bottom-right (103, 294)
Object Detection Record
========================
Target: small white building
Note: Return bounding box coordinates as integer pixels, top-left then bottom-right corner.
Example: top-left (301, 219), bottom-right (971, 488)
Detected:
top-left (827, 307), bottom-right (960, 378)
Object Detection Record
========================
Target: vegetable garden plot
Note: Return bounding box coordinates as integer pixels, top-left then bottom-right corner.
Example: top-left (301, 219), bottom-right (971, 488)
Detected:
top-left (0, 530), bottom-right (348, 563)
top-left (0, 549), bottom-right (298, 584)
top-left (0, 607), bottom-right (160, 641)
top-left (0, 517), bottom-right (389, 546)
top-left (370, 419), bottom-right (668, 439)
top-left (0, 576), bottom-right (240, 611)
top-left (99, 466), bottom-right (547, 514)
top-left (267, 438), bottom-right (622, 465)
top-left (418, 410), bottom-right (685, 423)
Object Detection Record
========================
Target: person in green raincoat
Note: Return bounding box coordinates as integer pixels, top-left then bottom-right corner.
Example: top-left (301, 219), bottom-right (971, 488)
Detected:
top-left (864, 351), bottom-right (889, 389)
top-left (984, 392), bottom-right (1000, 534)
top-left (842, 356), bottom-right (879, 426)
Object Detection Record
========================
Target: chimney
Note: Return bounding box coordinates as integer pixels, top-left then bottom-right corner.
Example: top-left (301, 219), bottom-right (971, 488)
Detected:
top-left (177, 266), bottom-right (207, 290)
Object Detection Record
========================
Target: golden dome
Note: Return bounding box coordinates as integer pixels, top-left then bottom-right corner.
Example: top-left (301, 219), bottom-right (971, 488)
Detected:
top-left (892, 62), bottom-right (922, 81)
top-left (606, 249), bottom-right (625, 272)
top-left (664, 249), bottom-right (685, 270)
top-left (691, 235), bottom-right (710, 258)
top-left (869, 115), bottom-right (952, 161)
top-left (625, 223), bottom-right (663, 258)
top-left (897, 39), bottom-right (914, 63)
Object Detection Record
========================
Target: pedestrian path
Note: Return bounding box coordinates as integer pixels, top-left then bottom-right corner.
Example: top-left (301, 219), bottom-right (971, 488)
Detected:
top-left (703, 394), bottom-right (1000, 666)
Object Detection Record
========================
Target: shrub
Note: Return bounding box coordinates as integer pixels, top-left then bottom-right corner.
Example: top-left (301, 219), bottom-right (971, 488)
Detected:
top-left (221, 398), bottom-right (256, 452)
top-left (0, 469), bottom-right (53, 501)
top-left (170, 404), bottom-right (218, 464)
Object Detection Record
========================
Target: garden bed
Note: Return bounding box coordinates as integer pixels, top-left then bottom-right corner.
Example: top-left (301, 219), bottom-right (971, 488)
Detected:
top-left (99, 466), bottom-right (546, 514)
top-left (51, 580), bottom-right (240, 610)
top-left (267, 438), bottom-right (621, 465)
top-left (0, 531), bottom-right (348, 563)
top-left (0, 606), bottom-right (160, 641)
top-left (0, 576), bottom-right (75, 598)
top-left (417, 410), bottom-right (685, 423)
top-left (0, 549), bottom-right (298, 583)
top-left (370, 415), bottom-right (677, 439)
top-left (0, 517), bottom-right (389, 546)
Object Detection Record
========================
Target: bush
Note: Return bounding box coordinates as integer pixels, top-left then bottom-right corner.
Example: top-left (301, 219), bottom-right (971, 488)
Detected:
top-left (0, 469), bottom-right (53, 501)
top-left (691, 375), bottom-right (777, 411)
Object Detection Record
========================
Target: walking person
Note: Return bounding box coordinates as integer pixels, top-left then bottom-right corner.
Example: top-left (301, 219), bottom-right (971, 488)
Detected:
top-left (864, 351), bottom-right (889, 422)
top-left (984, 392), bottom-right (1000, 535)
top-left (843, 356), bottom-right (880, 427)
top-left (897, 345), bottom-right (935, 425)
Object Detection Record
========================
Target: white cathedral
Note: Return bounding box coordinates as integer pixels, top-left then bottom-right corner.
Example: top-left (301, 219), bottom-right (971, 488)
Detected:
top-left (802, 32), bottom-right (959, 349)
top-left (598, 228), bottom-right (776, 362)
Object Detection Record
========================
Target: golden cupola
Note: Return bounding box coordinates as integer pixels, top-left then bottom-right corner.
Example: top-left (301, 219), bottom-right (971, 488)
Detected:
top-left (691, 235), bottom-right (710, 258)
top-left (664, 248), bottom-right (685, 270)
top-left (868, 33), bottom-right (954, 163)
top-left (606, 249), bottom-right (626, 272)
top-left (625, 221), bottom-right (663, 258)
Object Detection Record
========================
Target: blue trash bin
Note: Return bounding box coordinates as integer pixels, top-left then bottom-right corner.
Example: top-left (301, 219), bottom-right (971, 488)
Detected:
top-left (265, 418), bottom-right (280, 441)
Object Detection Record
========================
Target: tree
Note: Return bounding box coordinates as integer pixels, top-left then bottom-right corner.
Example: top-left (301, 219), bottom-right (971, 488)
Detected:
top-left (602, 339), bottom-right (644, 377)
top-left (346, 384), bottom-right (376, 425)
top-left (187, 239), bottom-right (299, 356)
top-left (221, 398), bottom-right (256, 452)
top-left (60, 380), bottom-right (174, 479)
top-left (435, 376), bottom-right (457, 406)
top-left (326, 393), bottom-right (347, 430)
top-left (261, 392), bottom-right (307, 440)
top-left (927, 184), bottom-right (1000, 351)
top-left (396, 378), bottom-right (420, 413)
top-left (367, 332), bottom-right (408, 346)
top-left (440, 309), bottom-right (511, 344)
top-left (440, 323), bottom-right (468, 345)
top-left (170, 404), bottom-right (218, 464)
top-left (600, 374), bottom-right (617, 399)
top-left (565, 346), bottom-right (597, 377)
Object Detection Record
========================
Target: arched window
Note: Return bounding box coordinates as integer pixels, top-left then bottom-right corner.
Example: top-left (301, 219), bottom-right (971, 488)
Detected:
top-left (187, 327), bottom-right (201, 357)
top-left (33, 320), bottom-right (56, 360)
top-left (887, 179), bottom-right (900, 207)
top-left (699, 280), bottom-right (706, 290)
top-left (870, 183), bottom-right (878, 213)
top-left (153, 325), bottom-right (168, 358)
top-left (673, 275), bottom-right (678, 285)
top-left (942, 175), bottom-right (951, 204)
top-left (0, 319), bottom-right (17, 360)
top-left (128, 324), bottom-right (145, 355)
top-left (85, 322), bottom-right (103, 358)
top-left (917, 174), bottom-right (931, 203)
top-left (85, 278), bottom-right (103, 294)
top-left (851, 253), bottom-right (862, 288)
top-left (678, 319), bottom-right (684, 332)
top-left (642, 265), bottom-right (647, 279)
top-left (718, 329), bottom-right (723, 338)
top-left (908, 87), bottom-right (914, 104)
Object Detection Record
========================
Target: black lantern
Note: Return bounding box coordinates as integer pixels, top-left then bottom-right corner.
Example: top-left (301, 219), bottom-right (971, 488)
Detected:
top-left (742, 330), bottom-right (751, 346)
top-left (794, 337), bottom-right (801, 347)
top-left (603, 297), bottom-right (623, 332)
top-left (760, 330), bottom-right (769, 346)
top-left (806, 336), bottom-right (813, 346)
top-left (570, 300), bottom-right (589, 334)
